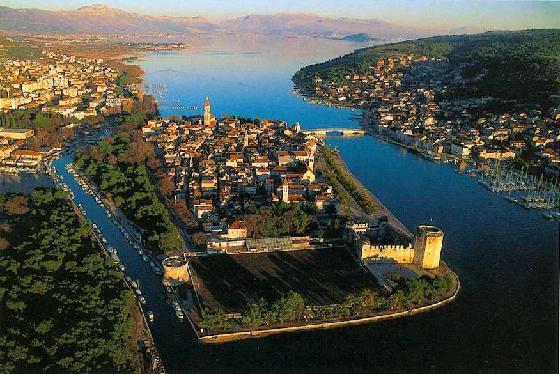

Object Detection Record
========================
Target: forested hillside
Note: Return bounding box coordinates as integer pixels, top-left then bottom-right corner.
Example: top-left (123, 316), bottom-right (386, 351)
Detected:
top-left (293, 29), bottom-right (560, 108)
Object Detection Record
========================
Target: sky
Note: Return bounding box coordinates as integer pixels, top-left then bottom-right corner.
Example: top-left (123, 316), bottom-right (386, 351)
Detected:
top-left (2, 0), bottom-right (560, 30)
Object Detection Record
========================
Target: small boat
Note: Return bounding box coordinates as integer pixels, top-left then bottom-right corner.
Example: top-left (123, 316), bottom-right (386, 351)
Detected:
top-left (135, 288), bottom-right (142, 296)
top-left (142, 255), bottom-right (149, 262)
top-left (139, 296), bottom-right (146, 304)
top-left (176, 310), bottom-right (184, 321)
top-left (147, 311), bottom-right (154, 322)
top-left (118, 264), bottom-right (125, 272)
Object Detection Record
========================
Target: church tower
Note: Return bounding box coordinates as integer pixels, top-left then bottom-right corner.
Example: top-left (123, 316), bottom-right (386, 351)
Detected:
top-left (282, 178), bottom-right (289, 203)
top-left (243, 129), bottom-right (249, 148)
top-left (413, 225), bottom-right (444, 269)
top-left (204, 97), bottom-right (212, 127)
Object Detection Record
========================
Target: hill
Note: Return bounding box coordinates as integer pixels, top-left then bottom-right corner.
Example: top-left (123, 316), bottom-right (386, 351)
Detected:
top-left (220, 13), bottom-right (422, 39)
top-left (293, 29), bottom-right (560, 109)
top-left (0, 5), bottom-right (424, 40)
top-left (0, 4), bottom-right (216, 34)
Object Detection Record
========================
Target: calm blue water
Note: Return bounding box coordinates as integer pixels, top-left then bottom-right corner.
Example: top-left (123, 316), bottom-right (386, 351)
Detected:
top-left (132, 36), bottom-right (558, 373)
top-left (139, 36), bottom-right (363, 129)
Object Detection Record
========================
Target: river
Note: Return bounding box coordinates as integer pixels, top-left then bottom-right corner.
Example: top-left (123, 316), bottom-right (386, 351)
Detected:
top-left (56, 35), bottom-right (559, 373)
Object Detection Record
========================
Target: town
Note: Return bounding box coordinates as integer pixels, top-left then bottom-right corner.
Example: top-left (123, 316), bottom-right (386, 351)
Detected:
top-left (0, 46), bottom-right (137, 172)
top-left (133, 98), bottom-right (458, 340)
top-left (295, 50), bottom-right (560, 216)
top-left (141, 98), bottom-right (336, 252)
top-left (302, 53), bottom-right (560, 174)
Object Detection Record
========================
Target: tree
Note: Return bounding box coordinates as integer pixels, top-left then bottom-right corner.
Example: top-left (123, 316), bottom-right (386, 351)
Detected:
top-left (3, 195), bottom-right (30, 215)
top-left (0, 237), bottom-right (9, 250)
top-left (0, 188), bottom-right (140, 372)
top-left (199, 308), bottom-right (230, 332)
top-left (191, 232), bottom-right (207, 248)
top-left (272, 291), bottom-right (306, 323)
top-left (241, 299), bottom-right (267, 327)
top-left (388, 290), bottom-right (408, 311)
top-left (173, 200), bottom-right (198, 230)
top-left (158, 175), bottom-right (175, 197)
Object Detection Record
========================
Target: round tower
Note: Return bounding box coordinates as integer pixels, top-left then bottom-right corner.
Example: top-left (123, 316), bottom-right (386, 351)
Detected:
top-left (162, 256), bottom-right (190, 286)
top-left (413, 225), bottom-right (444, 269)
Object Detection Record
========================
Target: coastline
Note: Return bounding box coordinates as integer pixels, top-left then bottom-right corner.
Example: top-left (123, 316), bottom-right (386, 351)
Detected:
top-left (316, 143), bottom-right (413, 238)
top-left (190, 265), bottom-right (459, 344)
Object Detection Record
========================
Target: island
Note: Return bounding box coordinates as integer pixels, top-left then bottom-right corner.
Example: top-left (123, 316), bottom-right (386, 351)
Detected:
top-left (74, 96), bottom-right (459, 343)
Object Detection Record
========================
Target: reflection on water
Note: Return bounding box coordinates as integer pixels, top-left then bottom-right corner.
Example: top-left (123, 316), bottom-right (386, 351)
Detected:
top-left (0, 173), bottom-right (54, 193)
top-left (138, 35), bottom-right (373, 129)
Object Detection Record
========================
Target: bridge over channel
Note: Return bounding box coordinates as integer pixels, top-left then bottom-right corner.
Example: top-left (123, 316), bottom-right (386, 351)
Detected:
top-left (302, 128), bottom-right (366, 137)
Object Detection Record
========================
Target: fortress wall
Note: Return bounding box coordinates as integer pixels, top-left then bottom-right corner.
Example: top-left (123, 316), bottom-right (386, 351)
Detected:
top-left (360, 244), bottom-right (414, 263)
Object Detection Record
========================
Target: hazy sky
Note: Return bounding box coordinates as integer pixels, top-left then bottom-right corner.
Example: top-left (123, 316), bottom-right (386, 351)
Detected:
top-left (3, 0), bottom-right (560, 30)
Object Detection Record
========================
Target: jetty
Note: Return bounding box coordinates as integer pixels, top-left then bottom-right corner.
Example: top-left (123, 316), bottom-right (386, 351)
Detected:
top-left (302, 128), bottom-right (365, 137)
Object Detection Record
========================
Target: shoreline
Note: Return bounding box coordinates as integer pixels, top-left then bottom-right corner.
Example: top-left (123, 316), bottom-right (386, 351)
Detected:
top-left (316, 143), bottom-right (413, 238)
top-left (190, 265), bottom-right (459, 344)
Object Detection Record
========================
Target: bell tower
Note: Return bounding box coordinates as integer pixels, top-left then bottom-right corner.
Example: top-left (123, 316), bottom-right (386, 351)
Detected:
top-left (282, 178), bottom-right (289, 203)
top-left (204, 97), bottom-right (212, 127)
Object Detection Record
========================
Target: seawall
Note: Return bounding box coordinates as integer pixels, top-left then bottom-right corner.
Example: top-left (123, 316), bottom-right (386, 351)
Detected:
top-left (195, 269), bottom-right (460, 344)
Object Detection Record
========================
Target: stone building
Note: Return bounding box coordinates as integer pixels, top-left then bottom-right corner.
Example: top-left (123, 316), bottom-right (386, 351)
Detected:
top-left (162, 256), bottom-right (190, 286)
top-left (345, 220), bottom-right (444, 270)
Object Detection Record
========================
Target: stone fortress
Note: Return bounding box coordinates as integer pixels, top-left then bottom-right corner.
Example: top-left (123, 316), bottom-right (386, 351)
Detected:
top-left (344, 218), bottom-right (444, 270)
top-left (162, 256), bottom-right (190, 286)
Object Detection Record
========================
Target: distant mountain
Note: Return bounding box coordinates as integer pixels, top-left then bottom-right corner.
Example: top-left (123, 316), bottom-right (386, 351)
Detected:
top-left (338, 33), bottom-right (383, 42)
top-left (0, 4), bottom-right (217, 34)
top-left (221, 13), bottom-right (424, 39)
top-left (0, 5), bottom-right (426, 39)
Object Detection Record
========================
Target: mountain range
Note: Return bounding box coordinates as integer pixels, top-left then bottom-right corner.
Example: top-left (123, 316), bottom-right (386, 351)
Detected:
top-left (0, 4), bottom-right (435, 40)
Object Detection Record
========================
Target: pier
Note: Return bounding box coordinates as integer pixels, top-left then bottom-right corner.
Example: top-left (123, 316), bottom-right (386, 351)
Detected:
top-left (302, 128), bottom-right (366, 137)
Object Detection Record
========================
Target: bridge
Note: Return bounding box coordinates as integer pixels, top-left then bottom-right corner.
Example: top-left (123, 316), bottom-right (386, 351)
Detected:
top-left (302, 128), bottom-right (366, 137)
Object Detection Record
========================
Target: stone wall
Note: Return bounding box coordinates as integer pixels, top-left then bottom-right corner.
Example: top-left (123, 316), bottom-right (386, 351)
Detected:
top-left (359, 244), bottom-right (415, 263)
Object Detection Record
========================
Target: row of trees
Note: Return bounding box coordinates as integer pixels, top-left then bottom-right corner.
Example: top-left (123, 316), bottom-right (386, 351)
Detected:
top-left (199, 275), bottom-right (453, 334)
top-left (0, 189), bottom-right (141, 373)
top-left (199, 291), bottom-right (306, 334)
top-left (243, 202), bottom-right (317, 238)
top-left (312, 275), bottom-right (453, 320)
top-left (321, 146), bottom-right (378, 214)
top-left (75, 134), bottom-right (183, 252)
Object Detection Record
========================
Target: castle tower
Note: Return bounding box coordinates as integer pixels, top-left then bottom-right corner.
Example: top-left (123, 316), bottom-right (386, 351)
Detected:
top-left (203, 97), bottom-right (212, 127)
top-left (413, 225), bottom-right (444, 269)
top-left (282, 178), bottom-right (289, 203)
